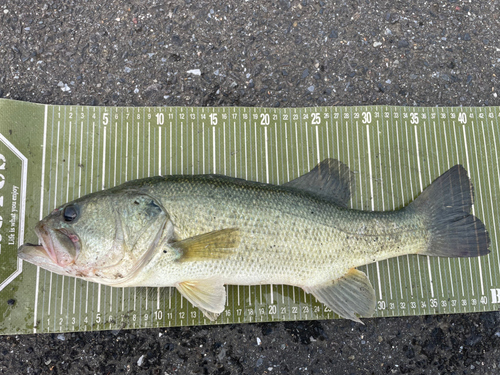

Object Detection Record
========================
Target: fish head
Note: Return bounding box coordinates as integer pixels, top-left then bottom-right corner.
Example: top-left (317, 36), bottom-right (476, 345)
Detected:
top-left (19, 190), bottom-right (171, 284)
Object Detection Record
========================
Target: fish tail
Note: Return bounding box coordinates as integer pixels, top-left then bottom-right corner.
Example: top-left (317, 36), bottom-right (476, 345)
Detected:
top-left (410, 165), bottom-right (490, 258)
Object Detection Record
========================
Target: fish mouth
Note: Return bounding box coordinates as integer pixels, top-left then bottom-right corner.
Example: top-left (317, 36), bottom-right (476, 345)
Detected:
top-left (35, 223), bottom-right (58, 265)
top-left (18, 243), bottom-right (69, 274)
top-left (19, 223), bottom-right (81, 267)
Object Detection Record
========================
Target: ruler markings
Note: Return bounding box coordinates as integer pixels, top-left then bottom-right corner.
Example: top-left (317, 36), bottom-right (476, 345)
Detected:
top-left (424, 112), bottom-right (443, 300)
top-left (244, 118), bottom-right (248, 180)
top-left (158, 126), bottom-right (162, 176)
top-left (414, 124), bottom-right (434, 302)
top-left (234, 120), bottom-right (238, 178)
top-left (275, 119), bottom-right (280, 185)
top-left (148, 116), bottom-right (151, 178)
top-left (284, 121), bottom-right (290, 183)
top-left (137, 109), bottom-right (141, 179)
top-left (481, 110), bottom-right (497, 291)
top-left (169, 117), bottom-right (173, 174)
top-left (294, 117), bottom-right (300, 177)
top-left (451, 119), bottom-right (468, 308)
top-left (33, 105), bottom-right (50, 333)
top-left (301, 109), bottom-right (308, 171)
top-left (191, 118), bottom-right (195, 175)
top-left (385, 108), bottom-right (401, 303)
top-left (479, 113), bottom-right (498, 292)
top-left (402, 112), bottom-right (418, 309)
top-left (96, 108), bottom-right (102, 318)
top-left (363, 124), bottom-right (379, 299)
top-left (9, 104), bottom-right (500, 331)
top-left (121, 111), bottom-right (127, 317)
top-left (304, 119), bottom-right (310, 170)
top-left (48, 110), bottom-right (62, 322)
top-left (438, 111), bottom-right (457, 306)
top-left (450, 116), bottom-right (464, 305)
top-left (102, 125), bottom-right (107, 191)
top-left (405, 111), bottom-right (421, 312)
top-left (394, 117), bottom-right (411, 302)
top-left (69, 108), bottom-right (78, 326)
top-left (345, 115), bottom-right (351, 210)
top-left (335, 109), bottom-right (339, 175)
top-left (470, 110), bottom-right (489, 296)
top-left (55, 118), bottom-right (61, 207)
top-left (108, 108), bottom-right (114, 187)
top-left (125, 115), bottom-right (129, 182)
top-left (488, 112), bottom-right (500, 280)
top-left (461, 123), bottom-right (481, 301)
top-left (223, 118), bottom-right (227, 176)
top-left (326, 113), bottom-right (331, 160)
top-left (254, 114), bottom-right (258, 181)
top-left (66, 115), bottom-right (72, 203)
top-left (377, 114), bottom-right (392, 304)
top-left (197, 108), bottom-right (201, 175)
top-left (180, 118), bottom-right (184, 175)
top-left (272, 118), bottom-right (280, 305)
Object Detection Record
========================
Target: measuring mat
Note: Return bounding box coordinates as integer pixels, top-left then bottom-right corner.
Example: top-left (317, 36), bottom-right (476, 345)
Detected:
top-left (0, 98), bottom-right (499, 334)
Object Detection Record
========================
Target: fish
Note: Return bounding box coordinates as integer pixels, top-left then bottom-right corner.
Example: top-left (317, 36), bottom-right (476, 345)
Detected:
top-left (18, 159), bottom-right (490, 322)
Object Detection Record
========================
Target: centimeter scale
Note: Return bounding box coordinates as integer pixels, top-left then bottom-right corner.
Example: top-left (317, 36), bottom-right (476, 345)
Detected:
top-left (0, 99), bottom-right (499, 334)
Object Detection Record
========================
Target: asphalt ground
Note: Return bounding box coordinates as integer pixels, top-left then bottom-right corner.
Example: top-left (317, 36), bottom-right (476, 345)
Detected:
top-left (1, 0), bottom-right (500, 374)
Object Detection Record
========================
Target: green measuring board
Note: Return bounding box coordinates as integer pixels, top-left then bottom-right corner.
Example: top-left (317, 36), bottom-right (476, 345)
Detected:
top-left (0, 98), bottom-right (499, 335)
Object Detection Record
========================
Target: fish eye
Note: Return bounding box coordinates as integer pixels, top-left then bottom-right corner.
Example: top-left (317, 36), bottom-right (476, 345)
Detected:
top-left (63, 204), bottom-right (79, 222)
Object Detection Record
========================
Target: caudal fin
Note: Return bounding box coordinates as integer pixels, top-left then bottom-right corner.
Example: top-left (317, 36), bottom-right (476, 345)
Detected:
top-left (410, 165), bottom-right (490, 258)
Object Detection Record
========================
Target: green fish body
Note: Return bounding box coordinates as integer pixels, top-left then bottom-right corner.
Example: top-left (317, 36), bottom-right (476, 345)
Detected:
top-left (18, 159), bottom-right (490, 322)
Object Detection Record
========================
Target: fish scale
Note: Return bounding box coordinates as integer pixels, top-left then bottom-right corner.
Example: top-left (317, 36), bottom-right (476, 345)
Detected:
top-left (142, 176), bottom-right (427, 285)
top-left (20, 162), bottom-right (488, 322)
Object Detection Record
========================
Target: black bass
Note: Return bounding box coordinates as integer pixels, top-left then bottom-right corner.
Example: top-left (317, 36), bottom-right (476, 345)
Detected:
top-left (18, 159), bottom-right (490, 322)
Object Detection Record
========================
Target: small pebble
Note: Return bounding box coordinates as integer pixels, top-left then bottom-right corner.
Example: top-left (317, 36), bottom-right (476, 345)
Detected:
top-left (137, 354), bottom-right (145, 366)
top-left (398, 40), bottom-right (409, 48)
top-left (218, 348), bottom-right (226, 361)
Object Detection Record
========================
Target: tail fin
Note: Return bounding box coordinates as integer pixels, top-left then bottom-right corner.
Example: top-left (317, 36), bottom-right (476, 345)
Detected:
top-left (410, 165), bottom-right (490, 258)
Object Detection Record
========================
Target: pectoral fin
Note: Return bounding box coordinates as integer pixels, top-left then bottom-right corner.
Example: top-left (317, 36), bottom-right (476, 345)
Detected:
top-left (172, 228), bottom-right (240, 262)
top-left (176, 278), bottom-right (226, 321)
top-left (304, 268), bottom-right (376, 323)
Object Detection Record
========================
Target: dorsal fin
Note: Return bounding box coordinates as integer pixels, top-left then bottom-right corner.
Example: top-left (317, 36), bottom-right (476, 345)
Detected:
top-left (283, 159), bottom-right (355, 207)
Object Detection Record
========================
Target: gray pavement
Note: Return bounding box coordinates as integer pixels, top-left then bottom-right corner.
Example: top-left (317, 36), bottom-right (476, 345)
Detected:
top-left (1, 0), bottom-right (500, 373)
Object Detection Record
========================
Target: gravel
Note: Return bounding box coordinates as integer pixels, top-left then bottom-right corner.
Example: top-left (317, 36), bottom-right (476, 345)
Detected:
top-left (1, 0), bottom-right (500, 373)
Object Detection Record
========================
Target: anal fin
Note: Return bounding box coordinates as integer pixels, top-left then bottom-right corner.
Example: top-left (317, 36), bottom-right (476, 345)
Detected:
top-left (176, 278), bottom-right (226, 321)
top-left (304, 268), bottom-right (376, 323)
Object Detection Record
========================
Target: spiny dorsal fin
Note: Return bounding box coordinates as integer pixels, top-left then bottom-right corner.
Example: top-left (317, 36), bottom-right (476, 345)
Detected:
top-left (172, 228), bottom-right (240, 262)
top-left (304, 268), bottom-right (376, 323)
top-left (283, 158), bottom-right (355, 207)
top-left (175, 278), bottom-right (226, 321)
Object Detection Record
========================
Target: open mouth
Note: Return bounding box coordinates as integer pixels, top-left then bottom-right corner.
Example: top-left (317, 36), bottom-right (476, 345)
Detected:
top-left (34, 223), bottom-right (59, 265)
top-left (18, 223), bottom-right (81, 267)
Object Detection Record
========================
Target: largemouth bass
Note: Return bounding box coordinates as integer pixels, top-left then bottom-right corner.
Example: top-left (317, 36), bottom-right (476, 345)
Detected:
top-left (18, 159), bottom-right (490, 322)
